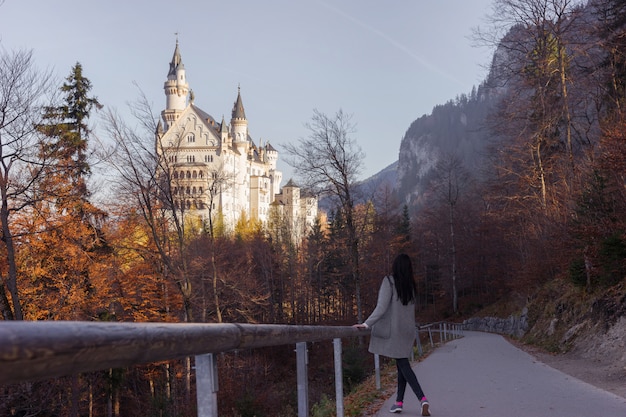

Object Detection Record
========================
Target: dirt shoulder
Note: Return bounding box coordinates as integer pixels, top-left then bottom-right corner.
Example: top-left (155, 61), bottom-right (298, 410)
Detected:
top-left (509, 338), bottom-right (626, 399)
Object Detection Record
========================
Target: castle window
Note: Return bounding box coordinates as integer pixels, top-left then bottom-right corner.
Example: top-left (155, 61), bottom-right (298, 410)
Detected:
top-left (204, 155), bottom-right (213, 163)
top-left (199, 171), bottom-right (204, 179)
top-left (187, 133), bottom-right (195, 143)
top-left (186, 171), bottom-right (191, 178)
top-left (186, 187), bottom-right (190, 195)
top-left (193, 171), bottom-right (197, 179)
top-left (173, 171), bottom-right (178, 179)
top-left (199, 187), bottom-right (203, 194)
top-left (192, 187), bottom-right (197, 195)
top-left (187, 155), bottom-right (195, 163)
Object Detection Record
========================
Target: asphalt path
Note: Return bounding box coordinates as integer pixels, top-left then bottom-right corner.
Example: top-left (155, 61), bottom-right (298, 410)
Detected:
top-left (373, 331), bottom-right (626, 417)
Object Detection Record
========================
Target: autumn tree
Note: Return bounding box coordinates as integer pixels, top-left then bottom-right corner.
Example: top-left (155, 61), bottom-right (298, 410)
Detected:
top-left (0, 48), bottom-right (54, 320)
top-left (477, 0), bottom-right (586, 209)
top-left (359, 186), bottom-right (415, 318)
top-left (19, 62), bottom-right (108, 320)
top-left (469, 0), bottom-right (604, 296)
top-left (284, 109), bottom-right (366, 321)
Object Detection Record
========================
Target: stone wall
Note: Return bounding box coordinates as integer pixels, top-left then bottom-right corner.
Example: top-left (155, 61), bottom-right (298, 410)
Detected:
top-left (462, 307), bottom-right (528, 338)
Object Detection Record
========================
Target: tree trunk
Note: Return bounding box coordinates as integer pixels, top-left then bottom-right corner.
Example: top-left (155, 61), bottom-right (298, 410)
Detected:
top-left (1, 204), bottom-right (22, 319)
top-left (558, 42), bottom-right (574, 171)
top-left (71, 374), bottom-right (79, 417)
top-left (449, 202), bottom-right (458, 314)
top-left (211, 250), bottom-right (222, 323)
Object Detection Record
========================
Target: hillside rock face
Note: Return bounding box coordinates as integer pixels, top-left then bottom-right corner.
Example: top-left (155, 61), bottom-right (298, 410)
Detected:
top-left (396, 85), bottom-right (497, 210)
top-left (463, 308), bottom-right (529, 338)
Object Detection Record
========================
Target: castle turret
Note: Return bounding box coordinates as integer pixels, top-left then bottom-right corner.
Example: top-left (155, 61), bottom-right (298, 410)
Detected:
top-left (162, 39), bottom-right (190, 130)
top-left (220, 115), bottom-right (230, 149)
top-left (230, 86), bottom-right (248, 147)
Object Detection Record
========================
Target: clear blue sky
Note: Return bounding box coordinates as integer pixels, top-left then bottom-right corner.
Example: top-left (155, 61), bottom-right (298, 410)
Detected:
top-left (0, 0), bottom-right (494, 182)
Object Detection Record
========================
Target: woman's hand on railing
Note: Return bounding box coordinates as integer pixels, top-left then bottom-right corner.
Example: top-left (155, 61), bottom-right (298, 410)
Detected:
top-left (352, 323), bottom-right (368, 329)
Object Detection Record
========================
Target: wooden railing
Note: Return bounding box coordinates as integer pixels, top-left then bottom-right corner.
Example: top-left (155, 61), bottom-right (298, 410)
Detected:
top-left (0, 321), bottom-right (464, 417)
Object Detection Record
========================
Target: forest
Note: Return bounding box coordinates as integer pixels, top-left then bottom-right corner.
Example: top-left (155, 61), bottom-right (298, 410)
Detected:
top-left (1, 0), bottom-right (625, 416)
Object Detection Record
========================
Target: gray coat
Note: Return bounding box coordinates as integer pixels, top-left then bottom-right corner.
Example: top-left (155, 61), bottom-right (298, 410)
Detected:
top-left (364, 275), bottom-right (416, 359)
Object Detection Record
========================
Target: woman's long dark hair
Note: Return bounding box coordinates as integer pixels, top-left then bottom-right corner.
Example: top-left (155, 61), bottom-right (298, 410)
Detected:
top-left (392, 253), bottom-right (416, 305)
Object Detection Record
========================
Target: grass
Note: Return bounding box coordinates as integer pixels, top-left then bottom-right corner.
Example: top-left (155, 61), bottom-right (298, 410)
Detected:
top-left (311, 340), bottom-right (441, 417)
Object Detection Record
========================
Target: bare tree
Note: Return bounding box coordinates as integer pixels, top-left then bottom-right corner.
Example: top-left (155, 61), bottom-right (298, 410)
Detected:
top-left (476, 0), bottom-right (585, 208)
top-left (0, 48), bottom-right (54, 319)
top-left (203, 163), bottom-right (233, 323)
top-left (431, 153), bottom-right (472, 314)
top-left (283, 109), bottom-right (366, 321)
top-left (102, 91), bottom-right (195, 322)
top-left (102, 92), bottom-right (207, 402)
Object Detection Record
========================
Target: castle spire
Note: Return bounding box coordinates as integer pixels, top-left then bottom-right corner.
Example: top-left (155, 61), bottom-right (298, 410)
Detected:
top-left (230, 85), bottom-right (248, 144)
top-left (168, 37), bottom-right (184, 78)
top-left (162, 38), bottom-right (190, 130)
top-left (231, 84), bottom-right (247, 120)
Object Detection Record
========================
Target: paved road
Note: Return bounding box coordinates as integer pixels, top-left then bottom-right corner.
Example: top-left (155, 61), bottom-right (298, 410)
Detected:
top-left (373, 331), bottom-right (626, 417)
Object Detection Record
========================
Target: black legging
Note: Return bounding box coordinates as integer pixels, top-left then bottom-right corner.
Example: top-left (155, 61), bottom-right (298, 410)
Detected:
top-left (395, 358), bottom-right (426, 402)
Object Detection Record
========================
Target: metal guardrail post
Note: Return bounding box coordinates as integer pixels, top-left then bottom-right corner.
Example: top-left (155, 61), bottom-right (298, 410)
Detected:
top-left (416, 329), bottom-right (423, 356)
top-left (296, 342), bottom-right (309, 417)
top-left (428, 327), bottom-right (434, 347)
top-left (195, 353), bottom-right (218, 417)
top-left (333, 338), bottom-right (344, 417)
top-left (374, 353), bottom-right (381, 390)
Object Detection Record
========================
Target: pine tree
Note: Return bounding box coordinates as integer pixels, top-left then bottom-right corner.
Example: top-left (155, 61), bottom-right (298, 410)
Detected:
top-left (22, 63), bottom-right (108, 319)
top-left (39, 62), bottom-right (102, 209)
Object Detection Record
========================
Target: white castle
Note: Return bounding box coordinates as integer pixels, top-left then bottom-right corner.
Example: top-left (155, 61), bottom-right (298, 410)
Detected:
top-left (156, 41), bottom-right (317, 238)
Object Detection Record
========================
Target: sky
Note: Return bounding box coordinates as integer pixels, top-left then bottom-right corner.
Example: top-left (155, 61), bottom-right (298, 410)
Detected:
top-left (0, 0), bottom-right (495, 182)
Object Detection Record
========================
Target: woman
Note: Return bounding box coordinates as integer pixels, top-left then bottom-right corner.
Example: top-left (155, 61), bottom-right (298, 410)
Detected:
top-left (354, 253), bottom-right (430, 415)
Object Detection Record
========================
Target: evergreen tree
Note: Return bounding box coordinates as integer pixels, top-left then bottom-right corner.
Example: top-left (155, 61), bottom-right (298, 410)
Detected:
top-left (395, 204), bottom-right (411, 244)
top-left (21, 63), bottom-right (108, 319)
top-left (39, 62), bottom-right (102, 208)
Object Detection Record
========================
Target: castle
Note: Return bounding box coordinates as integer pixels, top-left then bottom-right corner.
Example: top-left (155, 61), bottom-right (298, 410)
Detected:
top-left (155, 41), bottom-right (317, 238)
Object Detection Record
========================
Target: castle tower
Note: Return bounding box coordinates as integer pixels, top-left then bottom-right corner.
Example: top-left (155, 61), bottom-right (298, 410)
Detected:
top-left (220, 115), bottom-right (230, 148)
top-left (162, 39), bottom-right (189, 130)
top-left (230, 86), bottom-right (248, 147)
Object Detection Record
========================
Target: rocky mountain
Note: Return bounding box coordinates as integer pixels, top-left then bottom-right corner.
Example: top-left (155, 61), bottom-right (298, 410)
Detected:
top-left (362, 81), bottom-right (500, 211)
top-left (397, 84), bottom-right (498, 209)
